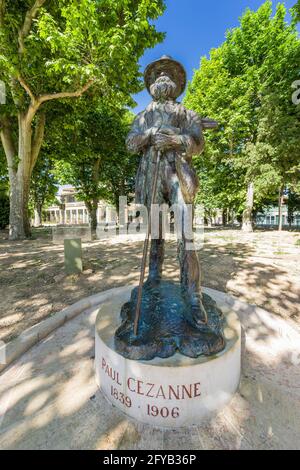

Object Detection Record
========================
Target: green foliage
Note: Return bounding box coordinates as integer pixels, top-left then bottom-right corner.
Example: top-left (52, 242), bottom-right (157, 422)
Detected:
top-left (0, 145), bottom-right (8, 190)
top-left (0, 189), bottom-right (9, 229)
top-left (287, 189), bottom-right (300, 225)
top-left (0, 144), bottom-right (9, 228)
top-left (0, 0), bottom-right (165, 238)
top-left (292, 0), bottom-right (300, 22)
top-left (53, 100), bottom-right (138, 213)
top-left (30, 155), bottom-right (58, 213)
top-left (184, 1), bottom-right (300, 216)
top-left (0, 0), bottom-right (166, 112)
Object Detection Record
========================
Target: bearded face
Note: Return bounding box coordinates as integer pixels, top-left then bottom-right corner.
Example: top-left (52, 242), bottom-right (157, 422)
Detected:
top-left (150, 74), bottom-right (177, 102)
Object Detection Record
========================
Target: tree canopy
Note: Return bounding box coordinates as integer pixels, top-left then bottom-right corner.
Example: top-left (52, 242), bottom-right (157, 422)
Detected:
top-left (0, 0), bottom-right (165, 239)
top-left (53, 101), bottom-right (138, 229)
top-left (184, 0), bottom-right (300, 229)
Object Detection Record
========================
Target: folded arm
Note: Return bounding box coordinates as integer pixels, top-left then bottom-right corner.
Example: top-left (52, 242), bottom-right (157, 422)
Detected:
top-left (126, 110), bottom-right (205, 158)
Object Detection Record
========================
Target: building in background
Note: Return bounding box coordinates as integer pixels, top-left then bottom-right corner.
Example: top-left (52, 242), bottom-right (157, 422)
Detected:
top-left (44, 185), bottom-right (115, 225)
top-left (44, 186), bottom-right (300, 229)
top-left (256, 206), bottom-right (300, 228)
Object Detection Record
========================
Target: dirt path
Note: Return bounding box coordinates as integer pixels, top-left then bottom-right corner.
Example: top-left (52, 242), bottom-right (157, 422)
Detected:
top-left (0, 228), bottom-right (299, 343)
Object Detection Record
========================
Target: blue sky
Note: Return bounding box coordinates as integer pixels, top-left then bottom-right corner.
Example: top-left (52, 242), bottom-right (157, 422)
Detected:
top-left (132, 0), bottom-right (298, 113)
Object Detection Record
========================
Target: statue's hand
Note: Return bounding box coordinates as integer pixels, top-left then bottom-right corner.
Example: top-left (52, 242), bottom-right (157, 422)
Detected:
top-left (152, 132), bottom-right (182, 152)
top-left (158, 125), bottom-right (181, 135)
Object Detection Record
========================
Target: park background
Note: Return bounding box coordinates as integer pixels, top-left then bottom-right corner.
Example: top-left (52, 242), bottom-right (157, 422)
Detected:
top-left (0, 0), bottom-right (299, 344)
top-left (0, 0), bottom-right (300, 451)
top-left (0, 0), bottom-right (300, 370)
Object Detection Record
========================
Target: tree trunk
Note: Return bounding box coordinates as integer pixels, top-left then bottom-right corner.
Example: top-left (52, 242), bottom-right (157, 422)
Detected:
top-left (10, 169), bottom-right (32, 238)
top-left (242, 182), bottom-right (254, 232)
top-left (34, 205), bottom-right (42, 227)
top-left (1, 111), bottom-right (45, 240)
top-left (85, 158), bottom-right (101, 232)
top-left (278, 187), bottom-right (283, 232)
top-left (86, 200), bottom-right (98, 232)
top-left (10, 114), bottom-right (33, 239)
top-left (222, 209), bottom-right (227, 226)
top-left (0, 115), bottom-right (31, 239)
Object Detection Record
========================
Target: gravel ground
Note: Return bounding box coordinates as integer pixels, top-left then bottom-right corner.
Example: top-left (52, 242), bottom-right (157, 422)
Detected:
top-left (0, 227), bottom-right (299, 343)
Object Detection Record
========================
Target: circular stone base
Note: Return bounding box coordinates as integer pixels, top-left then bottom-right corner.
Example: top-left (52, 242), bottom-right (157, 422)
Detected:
top-left (95, 287), bottom-right (241, 428)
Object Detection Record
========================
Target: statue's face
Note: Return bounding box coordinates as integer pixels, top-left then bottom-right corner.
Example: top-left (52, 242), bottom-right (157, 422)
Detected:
top-left (150, 73), bottom-right (177, 101)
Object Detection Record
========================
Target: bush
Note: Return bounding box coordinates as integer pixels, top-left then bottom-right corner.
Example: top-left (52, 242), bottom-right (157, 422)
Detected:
top-left (0, 192), bottom-right (9, 229)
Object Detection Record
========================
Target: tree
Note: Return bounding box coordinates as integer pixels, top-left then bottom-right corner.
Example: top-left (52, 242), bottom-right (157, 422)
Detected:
top-left (0, 143), bottom-right (8, 189)
top-left (287, 188), bottom-right (300, 227)
top-left (0, 189), bottom-right (9, 229)
top-left (30, 155), bottom-right (58, 226)
top-left (192, 152), bottom-right (246, 224)
top-left (0, 140), bottom-right (9, 228)
top-left (184, 1), bottom-right (300, 231)
top-left (99, 112), bottom-right (139, 212)
top-left (292, 0), bottom-right (300, 22)
top-left (54, 102), bottom-right (137, 231)
top-left (243, 90), bottom-right (300, 230)
top-left (0, 0), bottom-right (165, 239)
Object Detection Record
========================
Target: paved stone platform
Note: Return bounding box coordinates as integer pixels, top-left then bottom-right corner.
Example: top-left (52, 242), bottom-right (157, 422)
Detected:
top-left (0, 288), bottom-right (299, 450)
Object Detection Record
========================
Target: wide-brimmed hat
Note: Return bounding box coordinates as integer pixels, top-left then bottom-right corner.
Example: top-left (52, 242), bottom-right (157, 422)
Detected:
top-left (144, 55), bottom-right (187, 99)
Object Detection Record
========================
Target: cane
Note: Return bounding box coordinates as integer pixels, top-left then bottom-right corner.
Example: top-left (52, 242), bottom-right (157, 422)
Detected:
top-left (133, 149), bottom-right (162, 336)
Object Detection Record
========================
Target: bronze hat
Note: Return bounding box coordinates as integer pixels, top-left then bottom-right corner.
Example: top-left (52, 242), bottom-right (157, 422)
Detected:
top-left (144, 55), bottom-right (187, 99)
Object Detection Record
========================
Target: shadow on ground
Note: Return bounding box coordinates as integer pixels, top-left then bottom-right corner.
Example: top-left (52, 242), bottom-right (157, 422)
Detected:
top-left (0, 290), bottom-right (299, 450)
top-left (0, 229), bottom-right (299, 342)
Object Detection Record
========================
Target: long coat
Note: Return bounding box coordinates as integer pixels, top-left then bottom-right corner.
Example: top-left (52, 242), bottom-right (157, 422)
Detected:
top-left (126, 100), bottom-right (204, 207)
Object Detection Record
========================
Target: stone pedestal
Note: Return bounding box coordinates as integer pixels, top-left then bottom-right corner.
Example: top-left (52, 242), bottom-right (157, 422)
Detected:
top-left (95, 288), bottom-right (241, 428)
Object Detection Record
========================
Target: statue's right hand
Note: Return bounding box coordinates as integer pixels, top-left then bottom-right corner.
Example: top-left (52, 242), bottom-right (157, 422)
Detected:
top-left (152, 133), bottom-right (181, 152)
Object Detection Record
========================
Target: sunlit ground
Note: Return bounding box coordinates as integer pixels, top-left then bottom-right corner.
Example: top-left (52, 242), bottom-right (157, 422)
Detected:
top-left (0, 227), bottom-right (300, 449)
top-left (0, 227), bottom-right (299, 343)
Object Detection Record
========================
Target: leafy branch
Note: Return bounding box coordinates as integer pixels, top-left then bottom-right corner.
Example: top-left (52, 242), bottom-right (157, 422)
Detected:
top-left (18, 0), bottom-right (47, 54)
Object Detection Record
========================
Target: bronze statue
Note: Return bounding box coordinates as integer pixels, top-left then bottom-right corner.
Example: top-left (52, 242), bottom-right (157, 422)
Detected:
top-left (115, 56), bottom-right (225, 360)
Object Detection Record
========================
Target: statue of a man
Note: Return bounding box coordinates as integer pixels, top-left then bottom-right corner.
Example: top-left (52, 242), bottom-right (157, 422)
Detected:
top-left (115, 56), bottom-right (225, 360)
top-left (127, 55), bottom-right (208, 325)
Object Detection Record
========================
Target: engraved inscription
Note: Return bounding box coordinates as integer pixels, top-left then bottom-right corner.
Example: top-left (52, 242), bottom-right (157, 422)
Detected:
top-left (101, 356), bottom-right (202, 421)
top-left (127, 377), bottom-right (201, 400)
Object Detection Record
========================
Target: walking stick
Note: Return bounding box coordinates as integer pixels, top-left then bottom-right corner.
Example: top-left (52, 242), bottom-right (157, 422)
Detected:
top-left (133, 149), bottom-right (162, 336)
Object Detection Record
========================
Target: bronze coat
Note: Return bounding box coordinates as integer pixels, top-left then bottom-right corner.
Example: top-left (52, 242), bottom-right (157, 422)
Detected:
top-left (126, 101), bottom-right (204, 207)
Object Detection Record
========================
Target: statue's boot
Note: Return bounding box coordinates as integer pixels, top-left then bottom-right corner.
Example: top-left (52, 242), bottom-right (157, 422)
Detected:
top-left (189, 292), bottom-right (208, 326)
top-left (178, 244), bottom-right (208, 326)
